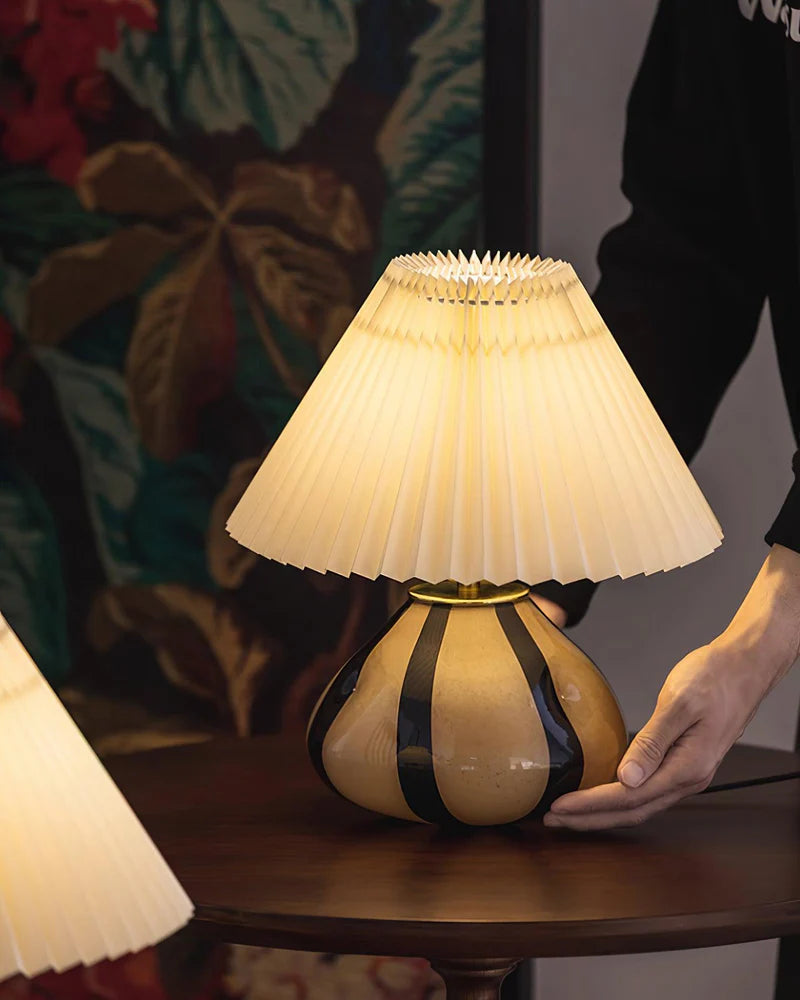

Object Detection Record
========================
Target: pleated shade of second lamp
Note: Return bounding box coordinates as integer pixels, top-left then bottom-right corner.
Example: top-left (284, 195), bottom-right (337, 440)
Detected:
top-left (228, 251), bottom-right (723, 826)
top-left (0, 614), bottom-right (193, 982)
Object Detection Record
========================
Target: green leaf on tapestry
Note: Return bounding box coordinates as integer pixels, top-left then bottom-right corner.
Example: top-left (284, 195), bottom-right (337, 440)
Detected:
top-left (0, 463), bottom-right (70, 684)
top-left (62, 298), bottom-right (143, 372)
top-left (34, 347), bottom-right (144, 585)
top-left (103, 0), bottom-right (359, 150)
top-left (375, 0), bottom-right (481, 265)
top-left (37, 347), bottom-right (226, 591)
top-left (232, 282), bottom-right (314, 440)
top-left (130, 452), bottom-right (225, 590)
top-left (0, 169), bottom-right (114, 277)
top-left (0, 265), bottom-right (28, 333)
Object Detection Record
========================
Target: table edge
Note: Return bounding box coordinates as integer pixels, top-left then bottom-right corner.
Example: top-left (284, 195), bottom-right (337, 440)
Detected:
top-left (191, 898), bottom-right (800, 959)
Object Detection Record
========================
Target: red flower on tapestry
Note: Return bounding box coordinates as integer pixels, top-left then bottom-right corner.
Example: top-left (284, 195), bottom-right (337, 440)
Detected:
top-left (0, 947), bottom-right (227, 1000)
top-left (0, 0), bottom-right (156, 183)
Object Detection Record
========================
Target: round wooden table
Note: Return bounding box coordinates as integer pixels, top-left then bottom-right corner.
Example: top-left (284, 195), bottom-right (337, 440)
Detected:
top-left (109, 734), bottom-right (800, 1000)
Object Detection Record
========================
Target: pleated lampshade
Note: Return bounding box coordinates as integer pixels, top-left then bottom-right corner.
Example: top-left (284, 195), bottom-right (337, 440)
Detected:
top-left (0, 614), bottom-right (193, 982)
top-left (228, 251), bottom-right (722, 586)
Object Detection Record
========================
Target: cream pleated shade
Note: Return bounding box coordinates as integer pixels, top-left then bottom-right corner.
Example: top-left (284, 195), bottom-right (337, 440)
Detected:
top-left (0, 614), bottom-right (193, 982)
top-left (228, 251), bottom-right (722, 586)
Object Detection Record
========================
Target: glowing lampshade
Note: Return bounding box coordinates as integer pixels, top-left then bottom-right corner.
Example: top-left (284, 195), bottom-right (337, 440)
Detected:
top-left (228, 252), bottom-right (722, 587)
top-left (0, 614), bottom-right (193, 982)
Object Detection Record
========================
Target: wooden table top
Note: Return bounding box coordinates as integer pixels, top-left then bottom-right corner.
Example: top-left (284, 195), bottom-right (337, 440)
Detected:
top-left (109, 733), bottom-right (800, 961)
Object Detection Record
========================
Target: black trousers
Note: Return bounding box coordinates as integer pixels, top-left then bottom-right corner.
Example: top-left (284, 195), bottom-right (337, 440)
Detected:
top-left (775, 937), bottom-right (800, 999)
top-left (774, 716), bottom-right (800, 1000)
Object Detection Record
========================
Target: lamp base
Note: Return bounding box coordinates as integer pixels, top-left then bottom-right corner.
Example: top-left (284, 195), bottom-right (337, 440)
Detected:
top-left (307, 583), bottom-right (627, 826)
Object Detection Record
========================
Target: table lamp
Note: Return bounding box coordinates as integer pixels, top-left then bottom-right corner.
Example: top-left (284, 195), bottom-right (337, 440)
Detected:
top-left (0, 613), bottom-right (193, 982)
top-left (227, 251), bottom-right (722, 826)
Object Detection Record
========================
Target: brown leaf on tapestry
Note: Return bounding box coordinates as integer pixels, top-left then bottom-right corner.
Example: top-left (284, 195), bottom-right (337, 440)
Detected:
top-left (230, 162), bottom-right (371, 253)
top-left (27, 226), bottom-right (182, 346)
top-left (281, 577), bottom-right (370, 729)
top-left (27, 140), bottom-right (370, 459)
top-left (319, 303), bottom-right (359, 361)
top-left (88, 584), bottom-right (281, 737)
top-left (94, 729), bottom-right (212, 756)
top-left (127, 236), bottom-right (235, 461)
top-left (230, 224), bottom-right (354, 353)
top-left (77, 141), bottom-right (217, 219)
top-left (208, 456), bottom-right (263, 588)
top-left (59, 687), bottom-right (212, 756)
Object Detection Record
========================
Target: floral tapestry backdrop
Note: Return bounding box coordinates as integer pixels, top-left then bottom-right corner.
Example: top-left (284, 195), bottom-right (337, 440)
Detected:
top-left (0, 0), bottom-right (480, 997)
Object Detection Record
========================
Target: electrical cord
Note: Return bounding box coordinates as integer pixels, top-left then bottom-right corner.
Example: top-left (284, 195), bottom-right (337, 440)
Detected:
top-left (619, 733), bottom-right (800, 795)
top-left (702, 770), bottom-right (800, 795)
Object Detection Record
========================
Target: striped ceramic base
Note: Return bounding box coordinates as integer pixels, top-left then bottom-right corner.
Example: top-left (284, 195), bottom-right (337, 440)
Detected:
top-left (307, 594), bottom-right (627, 826)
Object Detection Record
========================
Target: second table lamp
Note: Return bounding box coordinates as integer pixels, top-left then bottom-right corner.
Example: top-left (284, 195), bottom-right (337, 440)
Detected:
top-left (228, 251), bottom-right (722, 826)
top-left (0, 614), bottom-right (193, 981)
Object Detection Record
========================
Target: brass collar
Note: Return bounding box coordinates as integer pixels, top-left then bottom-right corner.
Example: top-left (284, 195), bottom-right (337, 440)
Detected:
top-left (408, 580), bottom-right (530, 607)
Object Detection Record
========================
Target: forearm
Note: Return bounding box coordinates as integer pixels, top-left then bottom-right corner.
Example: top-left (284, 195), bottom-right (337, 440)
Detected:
top-left (718, 544), bottom-right (800, 696)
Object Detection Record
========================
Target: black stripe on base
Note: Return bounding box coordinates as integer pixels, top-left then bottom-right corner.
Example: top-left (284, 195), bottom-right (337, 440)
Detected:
top-left (307, 600), bottom-right (411, 791)
top-left (495, 602), bottom-right (584, 814)
top-left (396, 605), bottom-right (454, 824)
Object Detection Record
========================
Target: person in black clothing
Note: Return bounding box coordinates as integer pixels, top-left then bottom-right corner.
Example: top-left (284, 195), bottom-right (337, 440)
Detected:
top-left (533, 0), bottom-right (800, 831)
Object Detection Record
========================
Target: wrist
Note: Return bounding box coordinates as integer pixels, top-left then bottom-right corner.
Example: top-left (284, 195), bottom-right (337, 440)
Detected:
top-left (766, 544), bottom-right (800, 636)
top-left (720, 544), bottom-right (800, 687)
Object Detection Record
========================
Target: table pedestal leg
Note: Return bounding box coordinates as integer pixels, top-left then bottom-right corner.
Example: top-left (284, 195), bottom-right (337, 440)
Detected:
top-left (430, 958), bottom-right (522, 1000)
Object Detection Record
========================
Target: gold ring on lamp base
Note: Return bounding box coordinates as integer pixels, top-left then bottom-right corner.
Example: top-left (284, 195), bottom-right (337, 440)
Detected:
top-left (408, 580), bottom-right (530, 607)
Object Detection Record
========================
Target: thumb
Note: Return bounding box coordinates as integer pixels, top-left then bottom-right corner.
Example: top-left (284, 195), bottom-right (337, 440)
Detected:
top-left (618, 702), bottom-right (690, 788)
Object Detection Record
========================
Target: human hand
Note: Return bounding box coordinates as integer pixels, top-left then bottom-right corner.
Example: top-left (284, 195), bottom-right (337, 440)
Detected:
top-left (544, 544), bottom-right (800, 831)
top-left (544, 639), bottom-right (767, 829)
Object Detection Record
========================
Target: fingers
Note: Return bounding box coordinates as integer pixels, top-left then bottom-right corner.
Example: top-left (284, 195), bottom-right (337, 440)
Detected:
top-left (544, 694), bottom-right (706, 819)
top-left (617, 689), bottom-right (704, 788)
top-left (545, 734), bottom-right (719, 830)
top-left (544, 788), bottom-right (690, 831)
top-left (542, 639), bottom-right (761, 831)
top-left (552, 738), bottom-right (714, 813)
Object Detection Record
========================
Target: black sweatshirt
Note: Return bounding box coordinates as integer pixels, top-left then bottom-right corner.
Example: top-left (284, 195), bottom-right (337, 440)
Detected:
top-left (535, 0), bottom-right (800, 625)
